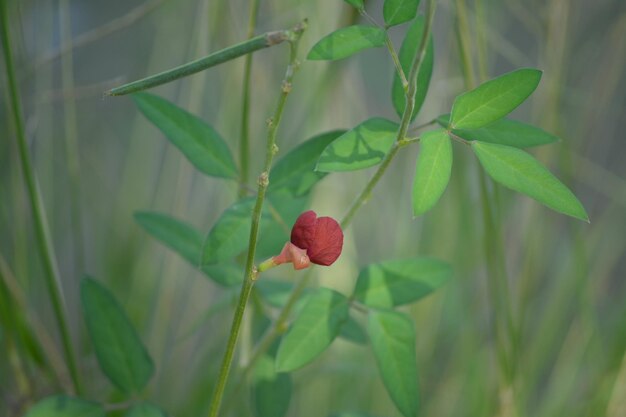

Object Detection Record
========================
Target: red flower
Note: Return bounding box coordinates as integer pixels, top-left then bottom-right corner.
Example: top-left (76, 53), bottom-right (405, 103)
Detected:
top-left (259, 210), bottom-right (344, 272)
top-left (291, 211), bottom-right (343, 266)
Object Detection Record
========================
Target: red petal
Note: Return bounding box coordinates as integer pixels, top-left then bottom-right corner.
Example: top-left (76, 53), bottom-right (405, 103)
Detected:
top-left (290, 210), bottom-right (317, 250)
top-left (307, 216), bottom-right (343, 266)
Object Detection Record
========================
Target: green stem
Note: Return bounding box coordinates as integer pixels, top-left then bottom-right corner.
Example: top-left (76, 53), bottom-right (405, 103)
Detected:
top-left (108, 28), bottom-right (294, 96)
top-left (343, 0), bottom-right (436, 227)
top-left (0, 0), bottom-right (82, 394)
top-left (206, 21), bottom-right (306, 417)
top-left (360, 10), bottom-right (408, 88)
top-left (238, 0), bottom-right (260, 198)
top-left (60, 0), bottom-right (85, 270)
top-left (240, 0), bottom-right (438, 383)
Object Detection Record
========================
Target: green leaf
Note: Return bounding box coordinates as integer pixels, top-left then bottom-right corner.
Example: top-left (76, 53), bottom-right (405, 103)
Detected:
top-left (392, 15), bottom-right (434, 121)
top-left (201, 198), bottom-right (261, 265)
top-left (412, 129), bottom-right (452, 216)
top-left (307, 25), bottom-right (386, 61)
top-left (201, 263), bottom-right (243, 286)
top-left (125, 402), bottom-right (168, 417)
top-left (343, 0), bottom-right (364, 9)
top-left (456, 119), bottom-right (559, 148)
top-left (255, 280), bottom-right (295, 308)
top-left (276, 288), bottom-right (350, 372)
top-left (472, 141), bottom-right (588, 221)
top-left (253, 355), bottom-right (293, 417)
top-left (354, 258), bottom-right (451, 308)
top-left (80, 278), bottom-right (154, 394)
top-left (368, 310), bottom-right (419, 417)
top-left (270, 130), bottom-right (345, 196)
top-left (384, 0), bottom-right (420, 27)
top-left (134, 211), bottom-right (202, 266)
top-left (23, 396), bottom-right (105, 417)
top-left (339, 314), bottom-right (368, 345)
top-left (316, 118), bottom-right (398, 172)
top-left (330, 413), bottom-right (379, 417)
top-left (450, 68), bottom-right (542, 130)
top-left (133, 92), bottom-right (237, 179)
top-left (437, 114), bottom-right (559, 148)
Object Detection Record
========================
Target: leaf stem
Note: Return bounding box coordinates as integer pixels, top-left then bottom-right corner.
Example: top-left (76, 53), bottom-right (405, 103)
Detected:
top-left (0, 0), bottom-right (82, 394)
top-left (238, 0), bottom-right (260, 198)
top-left (206, 21), bottom-right (306, 417)
top-left (107, 27), bottom-right (296, 96)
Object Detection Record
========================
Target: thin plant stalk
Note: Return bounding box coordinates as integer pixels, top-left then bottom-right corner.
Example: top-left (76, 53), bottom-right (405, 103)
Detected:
top-left (241, 0), bottom-right (438, 382)
top-left (60, 0), bottom-right (85, 271)
top-left (238, 0), bottom-right (260, 198)
top-left (0, 0), bottom-right (82, 394)
top-left (206, 22), bottom-right (306, 417)
top-left (107, 28), bottom-right (295, 96)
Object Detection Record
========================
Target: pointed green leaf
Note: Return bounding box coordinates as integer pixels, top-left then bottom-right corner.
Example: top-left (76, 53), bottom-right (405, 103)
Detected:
top-left (392, 15), bottom-right (434, 121)
top-left (134, 211), bottom-right (202, 266)
top-left (270, 130), bottom-right (345, 196)
top-left (81, 278), bottom-right (154, 394)
top-left (201, 198), bottom-right (267, 265)
top-left (384, 0), bottom-right (420, 27)
top-left (316, 118), bottom-right (398, 172)
top-left (412, 129), bottom-right (452, 216)
top-left (435, 113), bottom-right (450, 128)
top-left (472, 141), bottom-right (588, 221)
top-left (276, 288), bottom-right (350, 372)
top-left (354, 258), bottom-right (451, 308)
top-left (450, 68), bottom-right (542, 129)
top-left (307, 25), bottom-right (386, 61)
top-left (455, 119), bottom-right (559, 148)
top-left (339, 314), bottom-right (368, 345)
top-left (368, 310), bottom-right (419, 417)
top-left (253, 355), bottom-right (293, 417)
top-left (343, 0), bottom-right (364, 9)
top-left (437, 114), bottom-right (560, 148)
top-left (125, 402), bottom-right (168, 417)
top-left (23, 396), bottom-right (105, 417)
top-left (133, 92), bottom-right (237, 179)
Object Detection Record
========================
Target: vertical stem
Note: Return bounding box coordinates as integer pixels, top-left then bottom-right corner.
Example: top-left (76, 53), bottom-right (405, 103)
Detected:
top-left (207, 22), bottom-right (306, 417)
top-left (0, 0), bottom-right (82, 394)
top-left (59, 0), bottom-right (85, 270)
top-left (238, 0), bottom-right (260, 198)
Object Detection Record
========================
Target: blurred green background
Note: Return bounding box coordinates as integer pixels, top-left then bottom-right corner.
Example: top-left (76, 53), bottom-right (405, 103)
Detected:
top-left (1, 0), bottom-right (626, 416)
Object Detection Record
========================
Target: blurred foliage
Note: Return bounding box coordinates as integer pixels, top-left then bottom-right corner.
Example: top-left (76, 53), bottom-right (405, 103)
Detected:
top-left (1, 0), bottom-right (626, 416)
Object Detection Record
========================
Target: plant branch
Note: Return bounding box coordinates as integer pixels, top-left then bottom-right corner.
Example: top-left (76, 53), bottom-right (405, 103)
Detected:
top-left (238, 0), bottom-right (438, 387)
top-left (238, 0), bottom-right (260, 198)
top-left (360, 9), bottom-right (408, 88)
top-left (206, 21), bottom-right (307, 417)
top-left (0, 0), bottom-right (82, 394)
top-left (107, 25), bottom-right (298, 96)
top-left (342, 0), bottom-right (437, 227)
